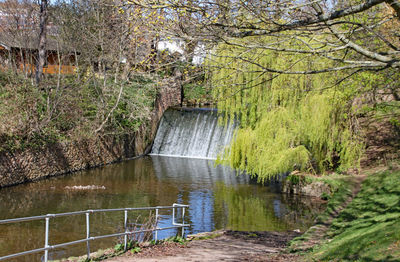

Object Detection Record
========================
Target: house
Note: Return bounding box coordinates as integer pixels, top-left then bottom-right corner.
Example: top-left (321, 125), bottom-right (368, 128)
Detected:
top-left (157, 37), bottom-right (207, 65)
top-left (0, 31), bottom-right (76, 75)
top-left (0, 1), bottom-right (76, 75)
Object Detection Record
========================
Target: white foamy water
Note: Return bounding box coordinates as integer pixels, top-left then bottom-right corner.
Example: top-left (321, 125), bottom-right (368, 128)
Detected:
top-left (151, 108), bottom-right (235, 159)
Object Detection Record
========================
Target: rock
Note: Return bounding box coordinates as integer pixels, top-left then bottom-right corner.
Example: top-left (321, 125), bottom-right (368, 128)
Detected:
top-left (282, 174), bottom-right (331, 198)
top-left (301, 181), bottom-right (331, 198)
top-left (65, 185), bottom-right (106, 190)
top-left (186, 230), bottom-right (226, 240)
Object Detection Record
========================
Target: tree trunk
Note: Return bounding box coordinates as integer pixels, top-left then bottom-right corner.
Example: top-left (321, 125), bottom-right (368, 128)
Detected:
top-left (174, 67), bottom-right (184, 107)
top-left (35, 0), bottom-right (48, 85)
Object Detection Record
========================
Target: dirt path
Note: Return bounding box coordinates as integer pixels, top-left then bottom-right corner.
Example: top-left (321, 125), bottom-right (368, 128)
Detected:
top-left (105, 231), bottom-right (301, 262)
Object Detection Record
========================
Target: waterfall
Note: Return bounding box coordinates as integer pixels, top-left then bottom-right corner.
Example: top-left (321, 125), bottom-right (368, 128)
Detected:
top-left (151, 108), bottom-right (235, 159)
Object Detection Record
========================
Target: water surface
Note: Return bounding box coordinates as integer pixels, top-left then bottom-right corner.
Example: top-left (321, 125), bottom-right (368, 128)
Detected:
top-left (0, 156), bottom-right (324, 261)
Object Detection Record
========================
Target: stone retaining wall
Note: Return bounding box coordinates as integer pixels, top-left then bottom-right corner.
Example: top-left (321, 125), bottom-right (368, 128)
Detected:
top-left (0, 135), bottom-right (135, 187)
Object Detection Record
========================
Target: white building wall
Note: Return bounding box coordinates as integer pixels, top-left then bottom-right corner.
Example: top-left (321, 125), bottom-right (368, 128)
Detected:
top-left (157, 38), bottom-right (207, 65)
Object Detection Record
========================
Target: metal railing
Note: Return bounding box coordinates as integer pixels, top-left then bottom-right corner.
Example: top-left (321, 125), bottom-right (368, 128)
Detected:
top-left (0, 203), bottom-right (189, 261)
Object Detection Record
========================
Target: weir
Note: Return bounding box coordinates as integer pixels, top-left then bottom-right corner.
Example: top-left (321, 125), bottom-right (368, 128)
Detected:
top-left (151, 108), bottom-right (235, 159)
top-left (0, 107), bottom-right (325, 262)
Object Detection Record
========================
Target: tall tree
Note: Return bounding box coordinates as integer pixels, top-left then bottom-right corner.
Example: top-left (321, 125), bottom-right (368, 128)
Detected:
top-left (35, 0), bottom-right (48, 85)
top-left (124, 0), bottom-right (400, 177)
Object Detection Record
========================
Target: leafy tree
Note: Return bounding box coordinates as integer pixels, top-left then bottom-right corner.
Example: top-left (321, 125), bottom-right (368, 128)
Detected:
top-left (124, 0), bottom-right (400, 178)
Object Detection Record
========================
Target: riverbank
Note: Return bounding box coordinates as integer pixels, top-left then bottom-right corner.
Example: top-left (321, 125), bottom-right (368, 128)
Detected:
top-left (0, 80), bottom-right (181, 188)
top-left (303, 167), bottom-right (400, 261)
top-left (276, 167), bottom-right (400, 261)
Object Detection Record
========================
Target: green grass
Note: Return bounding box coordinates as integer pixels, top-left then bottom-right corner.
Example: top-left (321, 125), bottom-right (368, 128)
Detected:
top-left (288, 174), bottom-right (355, 252)
top-left (310, 170), bottom-right (400, 261)
top-left (183, 83), bottom-right (211, 104)
top-left (314, 174), bottom-right (357, 223)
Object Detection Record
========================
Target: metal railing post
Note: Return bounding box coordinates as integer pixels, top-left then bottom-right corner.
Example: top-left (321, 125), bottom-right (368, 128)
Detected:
top-left (44, 217), bottom-right (50, 262)
top-left (172, 206), bottom-right (175, 224)
top-left (155, 208), bottom-right (159, 241)
top-left (0, 204), bottom-right (190, 261)
top-left (86, 212), bottom-right (90, 259)
top-left (124, 210), bottom-right (128, 251)
top-left (181, 207), bottom-right (185, 238)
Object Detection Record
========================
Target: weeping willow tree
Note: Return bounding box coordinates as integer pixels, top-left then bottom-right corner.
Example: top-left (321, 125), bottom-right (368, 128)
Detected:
top-left (207, 36), bottom-right (364, 182)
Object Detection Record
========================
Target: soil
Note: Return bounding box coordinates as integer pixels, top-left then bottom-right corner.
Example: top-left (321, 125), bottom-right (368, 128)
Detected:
top-left (105, 230), bottom-right (301, 262)
top-left (360, 116), bottom-right (400, 167)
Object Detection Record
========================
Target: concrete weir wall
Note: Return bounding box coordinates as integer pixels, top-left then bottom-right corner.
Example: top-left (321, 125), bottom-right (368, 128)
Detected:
top-left (0, 83), bottom-right (181, 188)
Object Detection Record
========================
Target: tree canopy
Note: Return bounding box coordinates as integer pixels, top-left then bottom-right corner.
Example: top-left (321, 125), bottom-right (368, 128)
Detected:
top-left (122, 0), bottom-right (400, 178)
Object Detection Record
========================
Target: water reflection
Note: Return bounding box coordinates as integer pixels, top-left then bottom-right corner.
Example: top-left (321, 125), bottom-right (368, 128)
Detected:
top-left (0, 156), bottom-right (325, 261)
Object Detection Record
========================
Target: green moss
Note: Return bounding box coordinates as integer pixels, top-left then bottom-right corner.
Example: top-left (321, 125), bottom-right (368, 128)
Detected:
top-left (285, 174), bottom-right (314, 186)
top-left (313, 173), bottom-right (352, 194)
top-left (286, 174), bottom-right (302, 185)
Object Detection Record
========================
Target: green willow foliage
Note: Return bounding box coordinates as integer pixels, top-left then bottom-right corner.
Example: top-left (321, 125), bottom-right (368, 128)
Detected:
top-left (208, 38), bottom-right (364, 181)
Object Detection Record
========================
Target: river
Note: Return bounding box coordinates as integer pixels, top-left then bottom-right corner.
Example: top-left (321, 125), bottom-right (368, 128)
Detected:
top-left (0, 156), bottom-right (324, 261)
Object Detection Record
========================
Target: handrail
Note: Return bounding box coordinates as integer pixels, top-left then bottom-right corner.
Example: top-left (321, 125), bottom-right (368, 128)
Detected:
top-left (0, 204), bottom-right (190, 261)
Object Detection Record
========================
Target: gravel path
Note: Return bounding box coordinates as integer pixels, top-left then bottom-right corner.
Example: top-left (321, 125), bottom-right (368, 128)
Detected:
top-left (105, 231), bottom-right (300, 262)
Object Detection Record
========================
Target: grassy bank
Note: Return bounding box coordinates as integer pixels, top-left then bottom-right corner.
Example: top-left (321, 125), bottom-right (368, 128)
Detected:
top-left (309, 169), bottom-right (400, 261)
top-left (288, 173), bottom-right (357, 253)
top-left (289, 168), bottom-right (400, 261)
